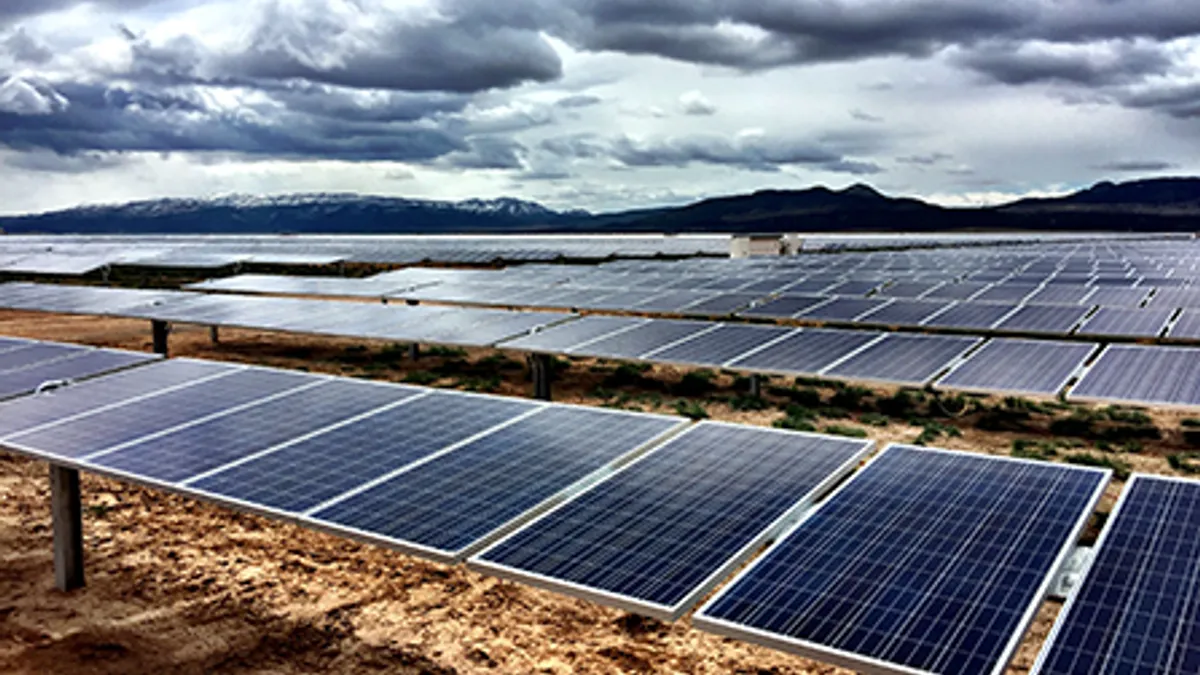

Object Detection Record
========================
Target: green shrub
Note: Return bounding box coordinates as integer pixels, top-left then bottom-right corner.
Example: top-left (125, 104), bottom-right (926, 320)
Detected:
top-left (728, 395), bottom-right (770, 412)
top-left (975, 407), bottom-right (1032, 432)
top-left (458, 376), bottom-right (501, 393)
top-left (877, 391), bottom-right (921, 417)
top-left (1104, 406), bottom-right (1152, 425)
top-left (913, 421), bottom-right (962, 446)
top-left (768, 386), bottom-right (822, 408)
top-left (404, 370), bottom-right (439, 385)
top-left (1168, 453), bottom-right (1200, 474)
top-left (1011, 439), bottom-right (1059, 461)
top-left (1049, 413), bottom-right (1096, 438)
top-left (774, 416), bottom-right (816, 432)
top-left (426, 345), bottom-right (468, 358)
top-left (1002, 396), bottom-right (1053, 414)
top-left (1182, 418), bottom-right (1200, 428)
top-left (859, 412), bottom-right (891, 427)
top-left (1184, 430), bottom-right (1200, 448)
top-left (822, 424), bottom-right (868, 438)
top-left (830, 385), bottom-right (873, 411)
top-left (673, 400), bottom-right (709, 420)
top-left (477, 354), bottom-right (525, 371)
top-left (603, 363), bottom-right (653, 387)
top-left (1065, 453), bottom-right (1131, 480)
top-left (675, 371), bottom-right (717, 396)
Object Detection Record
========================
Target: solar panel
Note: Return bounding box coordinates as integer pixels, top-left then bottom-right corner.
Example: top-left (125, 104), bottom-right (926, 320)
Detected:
top-left (307, 406), bottom-right (683, 562)
top-left (739, 294), bottom-right (831, 319)
top-left (0, 359), bottom-right (238, 438)
top-left (726, 328), bottom-right (882, 376)
top-left (824, 280), bottom-right (882, 296)
top-left (189, 391), bottom-right (540, 513)
top-left (879, 281), bottom-right (943, 298)
top-left (798, 297), bottom-right (891, 322)
top-left (631, 290), bottom-right (715, 312)
top-left (824, 333), bottom-right (981, 386)
top-left (682, 293), bottom-right (760, 316)
top-left (645, 324), bottom-right (794, 367)
top-left (88, 379), bottom-right (422, 483)
top-left (936, 338), bottom-right (1097, 396)
top-left (1075, 307), bottom-right (1173, 339)
top-left (1033, 475), bottom-right (1200, 675)
top-left (0, 336), bottom-right (34, 353)
top-left (695, 444), bottom-right (1109, 675)
top-left (855, 299), bottom-right (951, 326)
top-left (1025, 285), bottom-right (1096, 305)
top-left (0, 349), bottom-right (160, 401)
top-left (994, 305), bottom-right (1092, 335)
top-left (0, 343), bottom-right (90, 372)
top-left (1085, 286), bottom-right (1150, 308)
top-left (922, 301), bottom-right (1018, 330)
top-left (1167, 310), bottom-right (1200, 340)
top-left (922, 282), bottom-right (991, 301)
top-left (498, 316), bottom-right (645, 352)
top-left (567, 319), bottom-right (716, 359)
top-left (973, 283), bottom-right (1040, 303)
top-left (471, 423), bottom-right (872, 620)
top-left (4, 368), bottom-right (317, 460)
top-left (1070, 344), bottom-right (1200, 407)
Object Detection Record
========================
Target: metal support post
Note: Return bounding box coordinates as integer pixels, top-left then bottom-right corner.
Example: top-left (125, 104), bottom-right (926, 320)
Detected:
top-left (50, 464), bottom-right (84, 591)
top-left (532, 353), bottom-right (552, 401)
top-left (408, 343), bottom-right (420, 360)
top-left (749, 374), bottom-right (762, 398)
top-left (209, 325), bottom-right (220, 344)
top-left (151, 320), bottom-right (170, 357)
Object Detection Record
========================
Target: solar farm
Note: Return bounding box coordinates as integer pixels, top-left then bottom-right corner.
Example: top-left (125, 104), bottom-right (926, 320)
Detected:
top-left (3, 233), bottom-right (1200, 674)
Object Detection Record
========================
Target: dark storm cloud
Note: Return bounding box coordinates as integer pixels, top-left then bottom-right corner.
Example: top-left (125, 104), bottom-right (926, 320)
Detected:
top-left (541, 131), bottom-right (882, 175)
top-left (1093, 160), bottom-right (1178, 172)
top-left (442, 136), bottom-right (526, 169)
top-left (2, 29), bottom-right (53, 65)
top-left (0, 0), bottom-right (156, 24)
top-left (1119, 83), bottom-right (1200, 119)
top-left (954, 40), bottom-right (1173, 86)
top-left (0, 80), bottom-right (465, 161)
top-left (3, 149), bottom-right (130, 173)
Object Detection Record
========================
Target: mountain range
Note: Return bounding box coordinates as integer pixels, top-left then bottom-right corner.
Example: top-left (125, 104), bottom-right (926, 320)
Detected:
top-left (1, 177), bottom-right (1198, 235)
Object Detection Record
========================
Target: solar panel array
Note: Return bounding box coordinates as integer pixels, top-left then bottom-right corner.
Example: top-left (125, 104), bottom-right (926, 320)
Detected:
top-left (1070, 345), bottom-right (1200, 407)
top-left (695, 445), bottom-right (1110, 675)
top-left (472, 423), bottom-right (871, 619)
top-left (1034, 475), bottom-right (1200, 675)
top-left (0, 358), bottom-right (685, 566)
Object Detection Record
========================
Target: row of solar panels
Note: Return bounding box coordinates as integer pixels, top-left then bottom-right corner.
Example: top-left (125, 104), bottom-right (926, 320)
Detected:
top-left (0, 343), bottom-right (1194, 674)
top-left (4, 282), bottom-right (1200, 407)
top-left (189, 271), bottom-right (1200, 342)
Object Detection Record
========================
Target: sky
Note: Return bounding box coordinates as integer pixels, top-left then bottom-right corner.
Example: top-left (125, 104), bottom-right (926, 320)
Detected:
top-left (0, 0), bottom-right (1198, 216)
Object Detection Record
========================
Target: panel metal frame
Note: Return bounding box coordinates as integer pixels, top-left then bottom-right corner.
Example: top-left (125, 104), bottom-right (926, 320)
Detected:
top-left (693, 443), bottom-right (1111, 675)
top-left (818, 335), bottom-right (985, 388)
top-left (1068, 344), bottom-right (1200, 410)
top-left (1029, 473), bottom-right (1198, 675)
top-left (468, 421), bottom-right (874, 621)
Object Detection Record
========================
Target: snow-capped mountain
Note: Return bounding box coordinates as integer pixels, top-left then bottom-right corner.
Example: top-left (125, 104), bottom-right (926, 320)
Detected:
top-left (2, 194), bottom-right (594, 235)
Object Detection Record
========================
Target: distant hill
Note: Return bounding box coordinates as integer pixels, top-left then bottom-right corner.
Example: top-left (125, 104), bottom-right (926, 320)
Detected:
top-left (2, 177), bottom-right (1199, 235)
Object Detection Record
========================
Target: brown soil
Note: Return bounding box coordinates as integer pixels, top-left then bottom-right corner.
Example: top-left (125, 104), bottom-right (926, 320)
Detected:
top-left (1, 309), bottom-right (1191, 674)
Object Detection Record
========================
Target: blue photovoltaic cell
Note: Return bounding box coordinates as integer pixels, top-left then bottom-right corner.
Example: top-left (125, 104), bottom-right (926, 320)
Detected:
top-left (6, 367), bottom-right (315, 460)
top-left (498, 316), bottom-right (645, 352)
top-left (0, 336), bottom-right (33, 353)
top-left (632, 290), bottom-right (715, 312)
top-left (879, 281), bottom-right (943, 298)
top-left (0, 359), bottom-right (237, 438)
top-left (1075, 307), bottom-right (1172, 338)
top-left (1167, 310), bottom-right (1200, 340)
top-left (90, 379), bottom-right (421, 483)
top-left (923, 282), bottom-right (991, 301)
top-left (568, 319), bottom-right (712, 359)
top-left (473, 423), bottom-right (870, 618)
top-left (726, 328), bottom-right (880, 375)
top-left (994, 305), bottom-right (1092, 335)
top-left (825, 333), bottom-right (980, 386)
top-left (1025, 285), bottom-right (1096, 305)
top-left (1087, 286), bottom-right (1150, 308)
top-left (0, 349), bottom-right (158, 400)
top-left (647, 324), bottom-right (793, 367)
top-left (1070, 344), bottom-right (1200, 407)
top-left (824, 280), bottom-right (881, 296)
top-left (855, 299), bottom-right (950, 326)
top-left (0, 343), bottom-right (88, 372)
top-left (923, 301), bottom-right (1016, 330)
top-left (739, 294), bottom-right (830, 319)
top-left (798, 297), bottom-right (890, 322)
top-left (683, 293), bottom-right (759, 315)
top-left (936, 338), bottom-right (1096, 395)
top-left (309, 407), bottom-right (681, 560)
top-left (973, 283), bottom-right (1040, 304)
top-left (1034, 475), bottom-right (1200, 675)
top-left (190, 392), bottom-right (538, 513)
top-left (697, 445), bottom-right (1108, 675)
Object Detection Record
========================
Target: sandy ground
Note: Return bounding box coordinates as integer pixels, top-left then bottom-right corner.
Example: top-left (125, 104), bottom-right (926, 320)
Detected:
top-left (1, 310), bottom-right (1193, 674)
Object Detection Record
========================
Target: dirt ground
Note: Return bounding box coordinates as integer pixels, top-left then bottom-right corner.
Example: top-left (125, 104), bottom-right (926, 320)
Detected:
top-left (0, 310), bottom-right (1192, 674)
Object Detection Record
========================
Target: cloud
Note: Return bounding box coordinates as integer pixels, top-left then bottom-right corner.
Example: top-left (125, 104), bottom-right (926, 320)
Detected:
top-left (897, 152), bottom-right (954, 165)
top-left (1093, 160), bottom-right (1178, 172)
top-left (2, 28), bottom-right (54, 65)
top-left (0, 80), bottom-right (465, 161)
top-left (1118, 81), bottom-right (1200, 119)
top-left (3, 149), bottom-right (130, 173)
top-left (850, 108), bottom-right (883, 122)
top-left (217, 0), bottom-right (562, 94)
top-left (554, 93), bottom-right (602, 108)
top-left (0, 0), bottom-right (163, 25)
top-left (442, 136), bottom-right (526, 169)
top-left (679, 90), bottom-right (717, 115)
top-left (542, 130), bottom-right (883, 174)
top-left (954, 40), bottom-right (1173, 86)
top-left (0, 77), bottom-right (68, 115)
